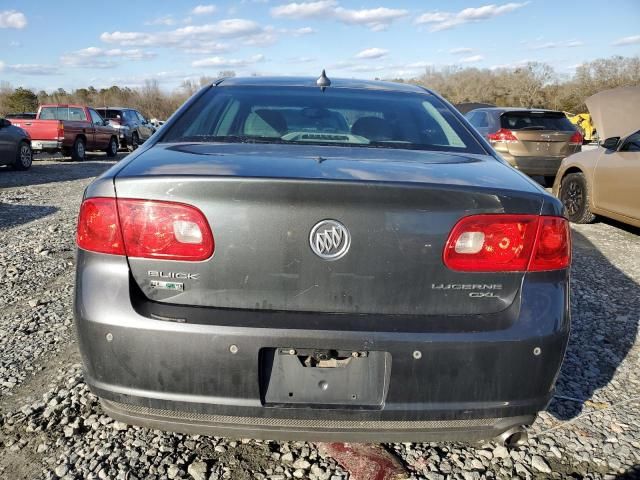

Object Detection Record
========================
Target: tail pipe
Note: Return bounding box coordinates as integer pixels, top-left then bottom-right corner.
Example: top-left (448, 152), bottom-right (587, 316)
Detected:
top-left (496, 426), bottom-right (529, 448)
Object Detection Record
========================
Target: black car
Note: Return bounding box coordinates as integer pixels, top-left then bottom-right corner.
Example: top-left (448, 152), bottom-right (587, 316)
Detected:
top-left (0, 118), bottom-right (32, 170)
top-left (95, 107), bottom-right (155, 151)
top-left (75, 76), bottom-right (570, 445)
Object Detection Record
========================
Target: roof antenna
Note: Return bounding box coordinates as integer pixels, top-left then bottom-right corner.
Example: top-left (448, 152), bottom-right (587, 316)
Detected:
top-left (316, 69), bottom-right (331, 92)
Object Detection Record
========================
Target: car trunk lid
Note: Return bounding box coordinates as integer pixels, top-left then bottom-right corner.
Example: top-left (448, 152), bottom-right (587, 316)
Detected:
top-left (114, 143), bottom-right (544, 316)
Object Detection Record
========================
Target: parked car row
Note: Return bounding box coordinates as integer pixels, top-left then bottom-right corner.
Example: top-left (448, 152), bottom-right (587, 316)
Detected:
top-left (464, 86), bottom-right (639, 229)
top-left (1, 105), bottom-right (156, 168)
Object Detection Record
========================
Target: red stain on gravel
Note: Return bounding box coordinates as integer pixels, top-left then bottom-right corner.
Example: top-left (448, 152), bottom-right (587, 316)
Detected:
top-left (316, 443), bottom-right (410, 480)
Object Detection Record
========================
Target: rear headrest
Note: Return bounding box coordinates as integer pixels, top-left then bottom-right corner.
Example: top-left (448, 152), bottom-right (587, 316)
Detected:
top-left (351, 116), bottom-right (393, 141)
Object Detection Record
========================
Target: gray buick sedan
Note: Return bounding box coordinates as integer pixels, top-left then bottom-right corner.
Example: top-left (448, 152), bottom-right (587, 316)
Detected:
top-left (74, 76), bottom-right (571, 445)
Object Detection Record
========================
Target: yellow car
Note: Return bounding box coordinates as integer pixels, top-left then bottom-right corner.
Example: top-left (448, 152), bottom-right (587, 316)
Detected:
top-left (554, 86), bottom-right (640, 227)
top-left (565, 112), bottom-right (597, 143)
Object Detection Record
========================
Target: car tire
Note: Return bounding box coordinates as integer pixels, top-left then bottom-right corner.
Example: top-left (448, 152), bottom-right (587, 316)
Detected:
top-left (560, 172), bottom-right (595, 224)
top-left (128, 132), bottom-right (139, 152)
top-left (13, 141), bottom-right (32, 171)
top-left (71, 137), bottom-right (86, 162)
top-left (105, 137), bottom-right (118, 158)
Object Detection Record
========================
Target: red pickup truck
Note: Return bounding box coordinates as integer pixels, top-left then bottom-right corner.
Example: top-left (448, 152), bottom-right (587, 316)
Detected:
top-left (11, 105), bottom-right (119, 161)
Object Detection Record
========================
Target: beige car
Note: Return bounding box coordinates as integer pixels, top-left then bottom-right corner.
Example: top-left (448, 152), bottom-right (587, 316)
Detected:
top-left (466, 108), bottom-right (583, 185)
top-left (553, 86), bottom-right (640, 227)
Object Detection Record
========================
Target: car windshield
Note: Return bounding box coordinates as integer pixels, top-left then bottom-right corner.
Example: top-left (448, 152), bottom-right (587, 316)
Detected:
top-left (501, 111), bottom-right (576, 131)
top-left (161, 85), bottom-right (485, 154)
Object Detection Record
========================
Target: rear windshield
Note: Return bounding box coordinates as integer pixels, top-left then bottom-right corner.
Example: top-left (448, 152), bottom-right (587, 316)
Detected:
top-left (39, 107), bottom-right (85, 121)
top-left (500, 111), bottom-right (576, 131)
top-left (161, 86), bottom-right (485, 154)
top-left (96, 109), bottom-right (123, 120)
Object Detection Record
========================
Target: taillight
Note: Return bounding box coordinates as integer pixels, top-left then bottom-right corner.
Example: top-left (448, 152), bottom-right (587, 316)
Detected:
top-left (529, 217), bottom-right (571, 271)
top-left (443, 215), bottom-right (570, 272)
top-left (77, 198), bottom-right (214, 261)
top-left (487, 128), bottom-right (518, 143)
top-left (568, 131), bottom-right (583, 145)
top-left (57, 122), bottom-right (64, 141)
top-left (77, 198), bottom-right (125, 255)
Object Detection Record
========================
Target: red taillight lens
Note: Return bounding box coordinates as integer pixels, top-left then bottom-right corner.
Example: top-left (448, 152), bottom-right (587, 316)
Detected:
top-left (529, 217), bottom-right (571, 271)
top-left (444, 215), bottom-right (570, 272)
top-left (487, 128), bottom-right (518, 143)
top-left (568, 131), bottom-right (583, 145)
top-left (77, 198), bottom-right (125, 255)
top-left (77, 198), bottom-right (214, 261)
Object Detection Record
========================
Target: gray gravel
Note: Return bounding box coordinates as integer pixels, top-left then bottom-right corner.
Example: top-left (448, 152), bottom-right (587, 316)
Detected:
top-left (1, 158), bottom-right (639, 479)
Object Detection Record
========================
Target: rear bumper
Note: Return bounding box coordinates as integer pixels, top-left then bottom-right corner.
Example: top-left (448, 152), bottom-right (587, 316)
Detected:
top-left (500, 154), bottom-right (564, 176)
top-left (75, 251), bottom-right (570, 442)
top-left (101, 399), bottom-right (535, 442)
top-left (31, 140), bottom-right (62, 151)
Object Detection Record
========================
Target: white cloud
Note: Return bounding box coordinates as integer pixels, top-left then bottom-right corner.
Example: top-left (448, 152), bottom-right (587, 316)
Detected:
top-left (459, 54), bottom-right (484, 63)
top-left (612, 35), bottom-right (640, 46)
top-left (191, 5), bottom-right (217, 15)
top-left (527, 39), bottom-right (584, 49)
top-left (292, 26), bottom-right (315, 35)
top-left (7, 64), bottom-right (59, 75)
top-left (271, 1), bottom-right (407, 30)
top-left (334, 6), bottom-right (408, 30)
top-left (449, 47), bottom-right (473, 55)
top-left (192, 54), bottom-right (265, 68)
top-left (181, 41), bottom-right (231, 54)
top-left (145, 15), bottom-right (176, 26)
top-left (101, 18), bottom-right (268, 50)
top-left (0, 10), bottom-right (27, 29)
top-left (416, 2), bottom-right (528, 31)
top-left (271, 0), bottom-right (336, 19)
top-left (355, 47), bottom-right (389, 59)
top-left (61, 47), bottom-right (156, 68)
top-left (0, 60), bottom-right (5, 72)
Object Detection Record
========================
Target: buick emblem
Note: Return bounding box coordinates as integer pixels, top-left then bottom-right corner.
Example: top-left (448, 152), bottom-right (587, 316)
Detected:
top-left (309, 220), bottom-right (351, 260)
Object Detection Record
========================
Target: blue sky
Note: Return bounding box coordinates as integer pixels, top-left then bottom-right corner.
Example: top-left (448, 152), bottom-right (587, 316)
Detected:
top-left (0, 0), bottom-right (638, 91)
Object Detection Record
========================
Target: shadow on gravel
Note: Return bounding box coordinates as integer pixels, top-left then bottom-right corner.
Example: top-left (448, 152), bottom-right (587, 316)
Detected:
top-left (548, 229), bottom-right (640, 421)
top-left (0, 158), bottom-right (120, 189)
top-left (616, 466), bottom-right (640, 480)
top-left (0, 202), bottom-right (59, 230)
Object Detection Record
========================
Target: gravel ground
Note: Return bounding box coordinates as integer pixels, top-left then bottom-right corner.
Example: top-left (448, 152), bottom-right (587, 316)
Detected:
top-left (0, 156), bottom-right (639, 479)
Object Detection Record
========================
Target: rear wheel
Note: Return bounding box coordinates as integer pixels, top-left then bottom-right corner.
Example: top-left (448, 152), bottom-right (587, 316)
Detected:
top-left (128, 132), bottom-right (139, 152)
top-left (71, 137), bottom-right (86, 162)
top-left (560, 172), bottom-right (595, 224)
top-left (13, 141), bottom-right (32, 171)
top-left (105, 137), bottom-right (118, 157)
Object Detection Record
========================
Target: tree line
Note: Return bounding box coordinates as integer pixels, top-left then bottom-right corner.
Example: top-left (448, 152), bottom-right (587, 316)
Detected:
top-left (1, 56), bottom-right (638, 120)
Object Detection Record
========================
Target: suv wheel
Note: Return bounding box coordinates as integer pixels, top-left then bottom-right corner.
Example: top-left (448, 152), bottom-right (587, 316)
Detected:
top-left (560, 172), bottom-right (595, 224)
top-left (13, 141), bottom-right (32, 171)
top-left (71, 137), bottom-right (86, 162)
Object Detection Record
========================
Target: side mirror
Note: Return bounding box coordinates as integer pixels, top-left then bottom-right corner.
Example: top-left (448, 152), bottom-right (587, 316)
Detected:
top-left (0, 118), bottom-right (11, 128)
top-left (602, 137), bottom-right (620, 151)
